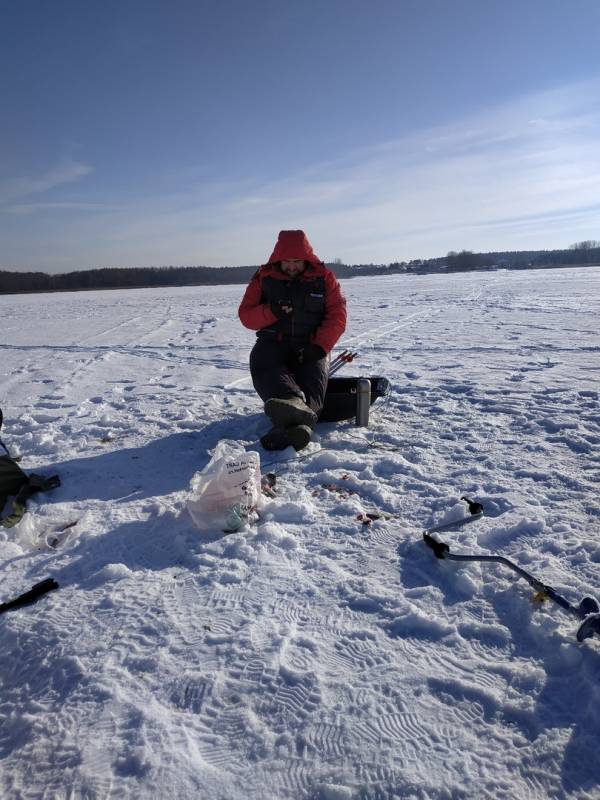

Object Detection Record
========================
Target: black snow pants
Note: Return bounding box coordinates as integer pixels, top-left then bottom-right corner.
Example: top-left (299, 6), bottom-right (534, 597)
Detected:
top-left (250, 337), bottom-right (330, 419)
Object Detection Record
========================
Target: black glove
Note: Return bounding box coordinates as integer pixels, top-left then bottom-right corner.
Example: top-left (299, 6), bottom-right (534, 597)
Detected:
top-left (270, 300), bottom-right (294, 319)
top-left (300, 344), bottom-right (326, 363)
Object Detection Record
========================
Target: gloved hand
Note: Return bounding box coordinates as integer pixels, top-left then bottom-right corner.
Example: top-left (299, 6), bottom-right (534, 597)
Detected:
top-left (270, 300), bottom-right (294, 319)
top-left (300, 344), bottom-right (326, 363)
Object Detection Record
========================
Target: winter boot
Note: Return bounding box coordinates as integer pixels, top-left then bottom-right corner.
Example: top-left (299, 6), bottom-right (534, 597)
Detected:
top-left (260, 426), bottom-right (288, 451)
top-left (260, 425), bottom-right (312, 452)
top-left (285, 424), bottom-right (312, 451)
top-left (264, 397), bottom-right (317, 428)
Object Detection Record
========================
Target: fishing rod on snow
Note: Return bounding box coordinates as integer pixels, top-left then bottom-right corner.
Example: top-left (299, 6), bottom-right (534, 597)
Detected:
top-left (329, 349), bottom-right (358, 377)
top-left (423, 499), bottom-right (600, 644)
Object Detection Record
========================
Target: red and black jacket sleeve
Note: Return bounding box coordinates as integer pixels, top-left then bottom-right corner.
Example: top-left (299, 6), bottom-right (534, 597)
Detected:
top-left (311, 270), bottom-right (347, 354)
top-left (238, 270), bottom-right (279, 330)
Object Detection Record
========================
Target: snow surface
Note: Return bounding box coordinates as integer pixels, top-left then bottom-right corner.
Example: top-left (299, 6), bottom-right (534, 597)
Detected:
top-left (1, 266), bottom-right (599, 800)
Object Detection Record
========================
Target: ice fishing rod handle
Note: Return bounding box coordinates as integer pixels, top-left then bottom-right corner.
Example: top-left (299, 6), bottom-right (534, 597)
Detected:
top-left (0, 578), bottom-right (59, 614)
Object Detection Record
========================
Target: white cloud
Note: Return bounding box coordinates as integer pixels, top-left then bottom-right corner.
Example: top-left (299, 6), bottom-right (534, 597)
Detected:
top-left (3, 79), bottom-right (600, 269)
top-left (207, 80), bottom-right (600, 262)
top-left (0, 160), bottom-right (93, 204)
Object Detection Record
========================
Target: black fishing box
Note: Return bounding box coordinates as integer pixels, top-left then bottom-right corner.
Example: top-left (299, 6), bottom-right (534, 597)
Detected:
top-left (318, 376), bottom-right (391, 423)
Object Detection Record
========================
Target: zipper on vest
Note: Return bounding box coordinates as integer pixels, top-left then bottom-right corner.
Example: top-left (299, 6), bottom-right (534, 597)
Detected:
top-left (288, 281), bottom-right (295, 339)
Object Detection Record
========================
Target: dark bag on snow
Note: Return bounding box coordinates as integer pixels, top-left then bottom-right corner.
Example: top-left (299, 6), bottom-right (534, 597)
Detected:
top-left (0, 408), bottom-right (61, 528)
top-left (319, 376), bottom-right (391, 423)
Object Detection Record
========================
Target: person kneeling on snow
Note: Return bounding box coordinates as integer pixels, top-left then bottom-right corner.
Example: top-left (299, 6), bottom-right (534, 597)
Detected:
top-left (238, 230), bottom-right (347, 451)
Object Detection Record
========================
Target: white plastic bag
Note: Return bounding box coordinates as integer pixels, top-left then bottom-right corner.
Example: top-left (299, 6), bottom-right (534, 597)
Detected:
top-left (187, 440), bottom-right (262, 533)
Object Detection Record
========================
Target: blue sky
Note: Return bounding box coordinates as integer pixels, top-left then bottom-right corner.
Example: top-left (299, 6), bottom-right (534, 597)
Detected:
top-left (2, 0), bottom-right (600, 272)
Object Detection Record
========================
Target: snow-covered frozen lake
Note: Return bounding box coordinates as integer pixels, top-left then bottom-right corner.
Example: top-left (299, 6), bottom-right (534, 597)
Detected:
top-left (1, 266), bottom-right (599, 799)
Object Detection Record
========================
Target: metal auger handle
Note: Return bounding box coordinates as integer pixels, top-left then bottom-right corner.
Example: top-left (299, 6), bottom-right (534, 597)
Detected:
top-left (578, 596), bottom-right (600, 616)
top-left (577, 612), bottom-right (600, 643)
top-left (423, 533), bottom-right (600, 644)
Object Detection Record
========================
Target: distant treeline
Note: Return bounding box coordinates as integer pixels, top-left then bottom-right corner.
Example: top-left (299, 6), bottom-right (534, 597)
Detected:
top-left (0, 262), bottom-right (396, 294)
top-left (422, 240), bottom-right (600, 272)
top-left (1, 241), bottom-right (599, 294)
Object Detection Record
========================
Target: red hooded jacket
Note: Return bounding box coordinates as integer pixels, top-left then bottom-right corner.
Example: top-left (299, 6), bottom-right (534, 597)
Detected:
top-left (238, 230), bottom-right (347, 353)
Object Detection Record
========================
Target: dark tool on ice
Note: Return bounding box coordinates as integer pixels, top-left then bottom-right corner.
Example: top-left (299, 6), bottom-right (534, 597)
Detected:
top-left (460, 496), bottom-right (484, 515)
top-left (0, 578), bottom-right (59, 615)
top-left (422, 531), bottom-right (600, 643)
top-left (424, 496), bottom-right (484, 535)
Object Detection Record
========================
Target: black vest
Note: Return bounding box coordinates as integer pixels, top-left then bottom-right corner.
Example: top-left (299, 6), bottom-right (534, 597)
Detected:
top-left (259, 275), bottom-right (326, 343)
